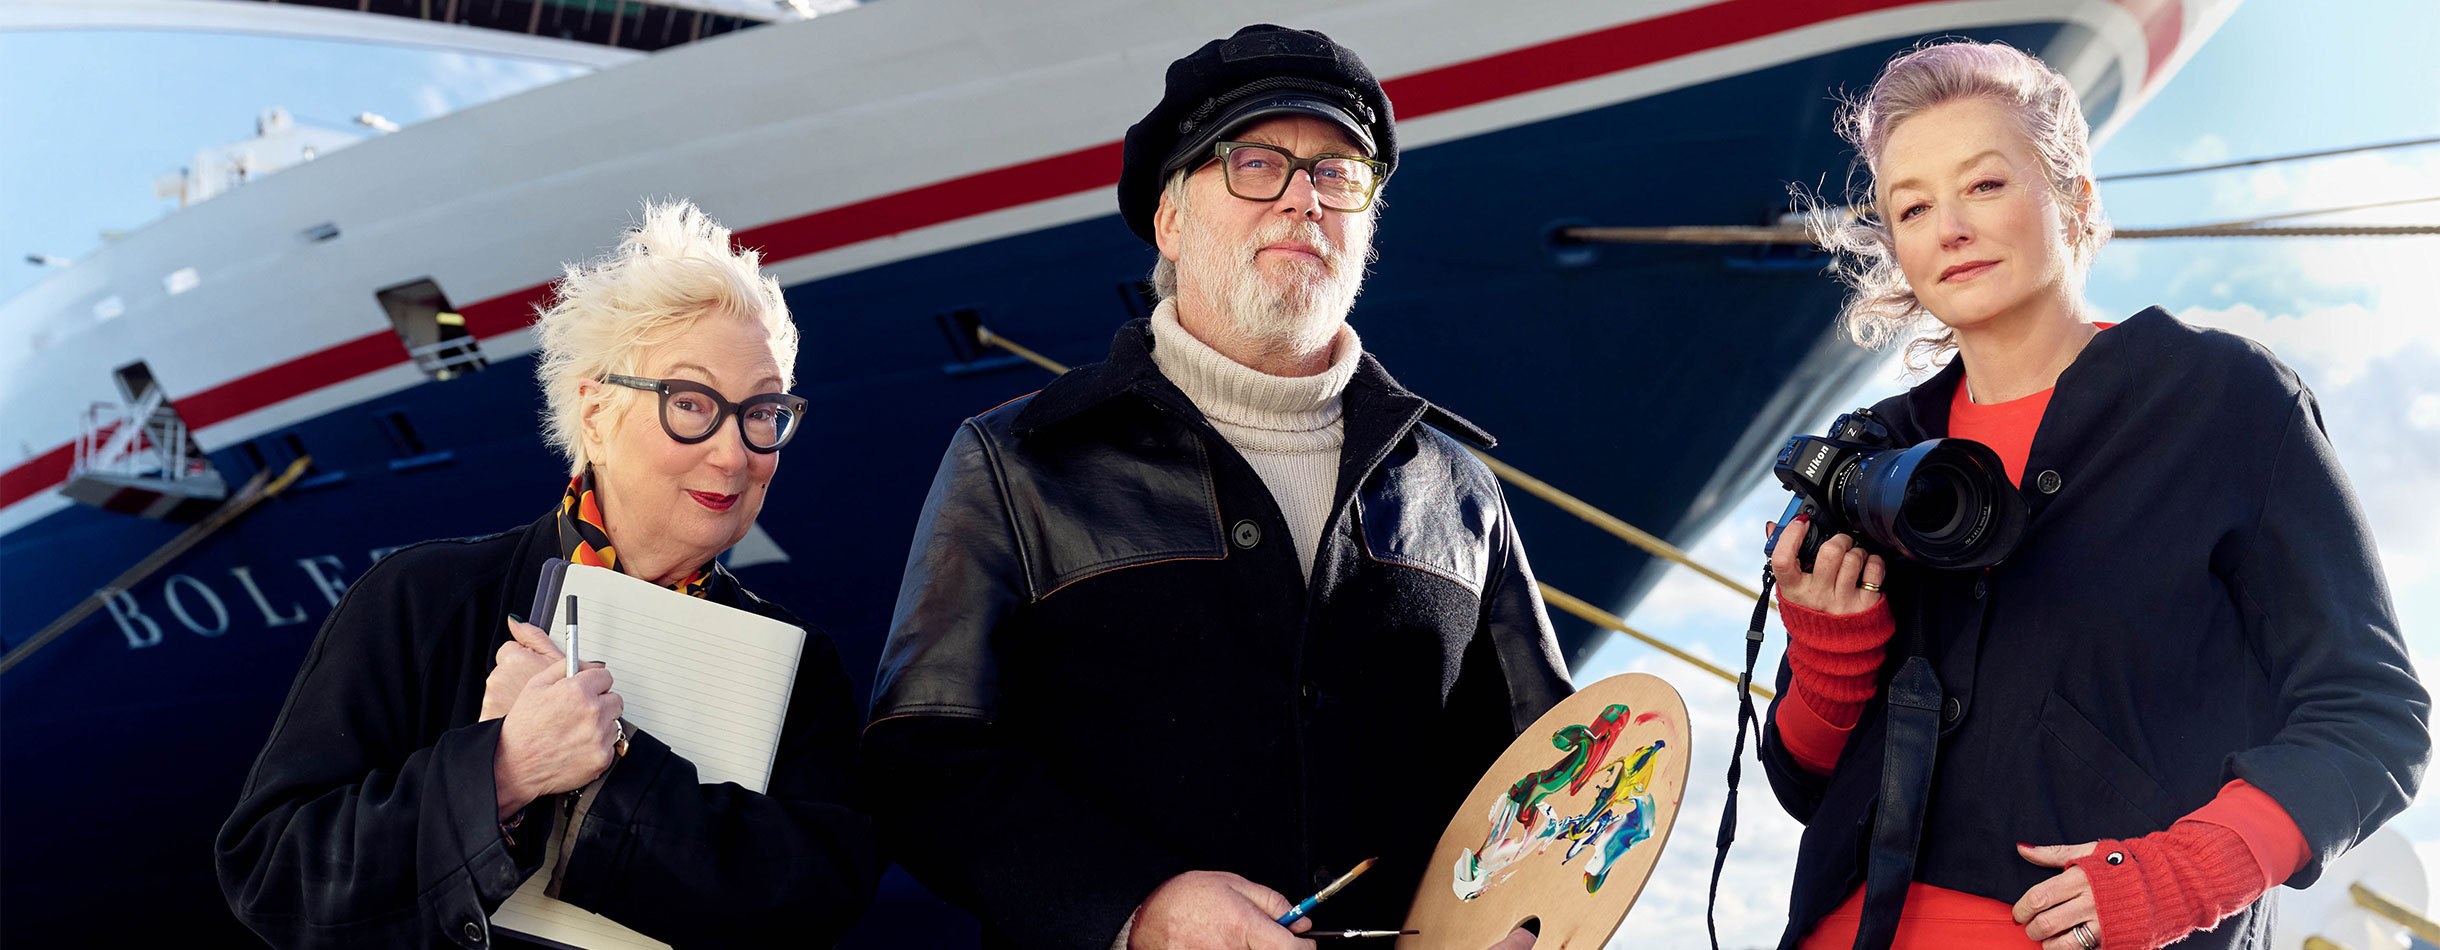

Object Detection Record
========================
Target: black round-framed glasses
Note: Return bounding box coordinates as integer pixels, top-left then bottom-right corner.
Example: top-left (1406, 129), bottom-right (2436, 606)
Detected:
top-left (1202, 141), bottom-right (1388, 212)
top-left (600, 374), bottom-right (807, 453)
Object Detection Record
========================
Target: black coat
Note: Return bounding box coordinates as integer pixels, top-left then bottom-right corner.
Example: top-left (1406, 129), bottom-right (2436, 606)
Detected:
top-left (863, 320), bottom-right (1574, 949)
top-left (1758, 308), bottom-right (2429, 949)
top-left (216, 512), bottom-right (882, 948)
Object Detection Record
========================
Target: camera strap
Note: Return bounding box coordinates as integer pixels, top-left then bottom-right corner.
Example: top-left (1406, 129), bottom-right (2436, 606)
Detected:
top-left (1852, 654), bottom-right (1942, 950)
top-left (1705, 568), bottom-right (1774, 950)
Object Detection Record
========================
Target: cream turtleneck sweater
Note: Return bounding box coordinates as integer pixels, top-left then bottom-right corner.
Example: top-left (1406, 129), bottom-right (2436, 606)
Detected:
top-left (1147, 299), bottom-right (1358, 583)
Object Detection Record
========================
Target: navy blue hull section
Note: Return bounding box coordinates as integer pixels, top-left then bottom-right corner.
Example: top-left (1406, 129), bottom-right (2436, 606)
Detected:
top-left (0, 22), bottom-right (2088, 945)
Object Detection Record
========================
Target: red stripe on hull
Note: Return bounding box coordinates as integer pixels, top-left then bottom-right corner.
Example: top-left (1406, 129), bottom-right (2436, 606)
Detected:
top-left (175, 331), bottom-right (410, 432)
top-left (2109, 0), bottom-right (2184, 84)
top-left (1385, 0), bottom-right (1921, 116)
top-left (1, 0), bottom-right (2182, 512)
top-left (1, 445), bottom-right (75, 510)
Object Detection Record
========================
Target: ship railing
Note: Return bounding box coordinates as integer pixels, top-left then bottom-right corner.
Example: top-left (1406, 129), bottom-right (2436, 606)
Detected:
top-left (408, 337), bottom-right (489, 379)
top-left (72, 392), bottom-right (211, 485)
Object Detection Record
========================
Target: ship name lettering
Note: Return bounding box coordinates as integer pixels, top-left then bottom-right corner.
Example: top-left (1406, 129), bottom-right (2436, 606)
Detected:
top-left (229, 565), bottom-right (309, 628)
top-left (163, 574), bottom-right (231, 637)
top-left (296, 555), bottom-right (350, 608)
top-left (100, 588), bottom-right (163, 650)
top-left (93, 549), bottom-right (381, 652)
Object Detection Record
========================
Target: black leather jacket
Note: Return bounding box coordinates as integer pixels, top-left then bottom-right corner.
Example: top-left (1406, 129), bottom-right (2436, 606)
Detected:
top-left (864, 319), bottom-right (1573, 949)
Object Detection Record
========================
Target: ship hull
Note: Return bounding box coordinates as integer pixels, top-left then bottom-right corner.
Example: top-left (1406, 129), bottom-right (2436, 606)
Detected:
top-left (0, 3), bottom-right (2207, 942)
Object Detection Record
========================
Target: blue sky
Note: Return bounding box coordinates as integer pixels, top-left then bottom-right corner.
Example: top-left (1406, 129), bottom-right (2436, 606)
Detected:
top-left (1586, 2), bottom-right (2440, 946)
top-left (0, 31), bottom-right (582, 301)
top-left (3, 2), bottom-right (2434, 947)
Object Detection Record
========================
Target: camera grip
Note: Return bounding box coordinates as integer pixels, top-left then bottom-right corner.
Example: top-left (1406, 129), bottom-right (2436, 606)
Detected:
top-left (1765, 496), bottom-right (1827, 572)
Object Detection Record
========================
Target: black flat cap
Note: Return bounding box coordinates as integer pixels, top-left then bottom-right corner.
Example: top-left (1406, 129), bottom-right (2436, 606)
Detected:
top-left (1118, 24), bottom-right (1397, 246)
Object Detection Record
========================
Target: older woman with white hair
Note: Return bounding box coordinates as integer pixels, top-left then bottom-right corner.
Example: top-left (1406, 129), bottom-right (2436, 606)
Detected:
top-left (217, 201), bottom-right (880, 949)
top-left (1753, 39), bottom-right (2424, 950)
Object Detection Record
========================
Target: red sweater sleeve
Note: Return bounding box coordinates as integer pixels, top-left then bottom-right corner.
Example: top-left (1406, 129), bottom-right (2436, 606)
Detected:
top-left (2179, 780), bottom-right (2311, 887)
top-left (1772, 598), bottom-right (1895, 774)
top-left (2071, 781), bottom-right (2310, 949)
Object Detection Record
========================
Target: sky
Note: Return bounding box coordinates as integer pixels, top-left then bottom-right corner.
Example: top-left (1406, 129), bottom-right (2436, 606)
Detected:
top-left (1, 2), bottom-right (2435, 948)
top-left (0, 31), bottom-right (585, 302)
top-left (1577, 2), bottom-right (2440, 948)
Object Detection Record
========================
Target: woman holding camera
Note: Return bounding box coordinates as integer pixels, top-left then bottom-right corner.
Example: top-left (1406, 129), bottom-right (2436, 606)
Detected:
top-left (1756, 40), bottom-right (2426, 950)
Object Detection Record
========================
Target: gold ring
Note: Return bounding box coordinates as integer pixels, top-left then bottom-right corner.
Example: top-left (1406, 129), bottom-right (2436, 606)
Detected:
top-left (2072, 922), bottom-right (2096, 950)
top-left (1859, 581), bottom-right (1883, 593)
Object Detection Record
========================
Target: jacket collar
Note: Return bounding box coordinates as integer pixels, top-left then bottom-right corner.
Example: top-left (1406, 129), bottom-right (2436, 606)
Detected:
top-left (1010, 317), bottom-right (1498, 448)
top-left (503, 507), bottom-right (748, 625)
top-left (1883, 306), bottom-right (2172, 443)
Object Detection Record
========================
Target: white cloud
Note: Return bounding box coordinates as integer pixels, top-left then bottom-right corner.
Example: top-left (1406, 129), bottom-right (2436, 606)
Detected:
top-left (413, 52), bottom-right (586, 121)
top-left (2176, 132), bottom-right (2232, 166)
top-left (413, 83), bottom-right (451, 121)
top-left (2409, 392), bottom-right (2440, 431)
top-left (2178, 300), bottom-right (2435, 387)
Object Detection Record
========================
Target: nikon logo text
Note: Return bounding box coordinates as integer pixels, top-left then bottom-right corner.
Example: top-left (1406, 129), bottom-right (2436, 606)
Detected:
top-left (1800, 445), bottom-right (1831, 482)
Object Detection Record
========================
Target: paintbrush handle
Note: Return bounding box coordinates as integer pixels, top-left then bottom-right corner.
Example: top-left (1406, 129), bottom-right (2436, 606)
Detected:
top-left (1276, 857), bottom-right (1379, 925)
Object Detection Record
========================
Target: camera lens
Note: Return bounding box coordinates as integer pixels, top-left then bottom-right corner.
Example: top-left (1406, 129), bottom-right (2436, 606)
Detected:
top-left (1901, 462), bottom-right (1968, 537)
top-left (1845, 439), bottom-right (2026, 570)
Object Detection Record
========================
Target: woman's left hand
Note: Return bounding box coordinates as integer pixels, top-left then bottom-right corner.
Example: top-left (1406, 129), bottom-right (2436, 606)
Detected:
top-left (2013, 841), bottom-right (2103, 949)
top-left (483, 617), bottom-right (565, 721)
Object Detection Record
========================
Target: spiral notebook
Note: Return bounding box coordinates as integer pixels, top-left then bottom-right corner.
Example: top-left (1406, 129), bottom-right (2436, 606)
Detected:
top-left (489, 559), bottom-right (805, 950)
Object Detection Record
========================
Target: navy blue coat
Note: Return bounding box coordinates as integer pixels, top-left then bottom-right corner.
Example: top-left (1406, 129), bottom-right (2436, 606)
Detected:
top-left (217, 512), bottom-right (882, 948)
top-left (1759, 308), bottom-right (2428, 949)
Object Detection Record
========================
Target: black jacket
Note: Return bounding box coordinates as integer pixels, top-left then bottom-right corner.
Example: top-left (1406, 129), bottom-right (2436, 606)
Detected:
top-left (1759, 308), bottom-right (2429, 949)
top-left (863, 319), bottom-right (1574, 949)
top-left (216, 512), bottom-right (882, 948)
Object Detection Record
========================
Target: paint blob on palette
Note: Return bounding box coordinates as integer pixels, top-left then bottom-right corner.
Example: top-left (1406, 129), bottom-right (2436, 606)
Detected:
top-left (1452, 703), bottom-right (1669, 900)
top-left (1402, 673), bottom-right (1690, 950)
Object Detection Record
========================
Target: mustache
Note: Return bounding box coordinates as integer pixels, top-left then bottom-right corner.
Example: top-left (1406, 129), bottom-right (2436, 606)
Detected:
top-left (1243, 218), bottom-right (1342, 270)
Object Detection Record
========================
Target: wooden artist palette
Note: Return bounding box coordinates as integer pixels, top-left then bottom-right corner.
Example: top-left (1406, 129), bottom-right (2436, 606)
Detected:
top-left (1399, 673), bottom-right (1691, 949)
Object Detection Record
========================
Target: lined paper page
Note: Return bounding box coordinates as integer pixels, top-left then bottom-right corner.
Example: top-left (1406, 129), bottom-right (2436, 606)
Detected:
top-left (492, 563), bottom-right (805, 949)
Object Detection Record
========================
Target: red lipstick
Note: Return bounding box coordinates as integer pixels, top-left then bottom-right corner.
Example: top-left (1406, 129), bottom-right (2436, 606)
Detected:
top-left (687, 490), bottom-right (738, 512)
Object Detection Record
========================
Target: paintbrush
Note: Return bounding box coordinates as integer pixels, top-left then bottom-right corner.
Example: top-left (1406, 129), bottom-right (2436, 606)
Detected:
top-left (1276, 857), bottom-right (1379, 925)
top-left (1308, 930), bottom-right (1418, 939)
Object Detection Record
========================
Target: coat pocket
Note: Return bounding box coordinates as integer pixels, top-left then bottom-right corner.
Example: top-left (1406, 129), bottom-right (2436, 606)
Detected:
top-left (2036, 691), bottom-right (2178, 830)
top-left (1353, 439), bottom-right (1497, 596)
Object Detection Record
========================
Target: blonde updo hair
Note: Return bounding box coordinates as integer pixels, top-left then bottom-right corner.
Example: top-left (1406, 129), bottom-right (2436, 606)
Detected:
top-left (533, 200), bottom-right (799, 473)
top-left (1806, 40), bottom-right (2112, 364)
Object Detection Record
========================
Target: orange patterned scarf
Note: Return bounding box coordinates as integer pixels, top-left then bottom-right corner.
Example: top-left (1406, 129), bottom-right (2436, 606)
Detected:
top-left (558, 468), bottom-right (712, 598)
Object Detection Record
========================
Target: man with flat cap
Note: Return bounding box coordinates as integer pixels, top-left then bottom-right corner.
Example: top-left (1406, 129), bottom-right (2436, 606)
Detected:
top-left (864, 25), bottom-right (1566, 950)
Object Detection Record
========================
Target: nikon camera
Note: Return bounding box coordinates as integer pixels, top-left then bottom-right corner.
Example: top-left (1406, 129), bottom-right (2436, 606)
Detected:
top-left (1764, 408), bottom-right (2027, 572)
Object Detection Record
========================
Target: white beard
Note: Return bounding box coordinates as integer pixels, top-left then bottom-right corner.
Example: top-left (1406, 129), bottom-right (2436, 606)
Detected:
top-left (1180, 206), bottom-right (1370, 363)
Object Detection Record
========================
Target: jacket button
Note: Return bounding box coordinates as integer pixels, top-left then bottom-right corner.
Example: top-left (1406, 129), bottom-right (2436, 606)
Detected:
top-left (1301, 680), bottom-right (1319, 703)
top-left (1232, 520), bottom-right (1262, 549)
top-left (463, 920), bottom-right (484, 944)
top-left (2106, 851), bottom-right (2126, 865)
top-left (2036, 469), bottom-right (2062, 494)
top-left (1942, 697), bottom-right (1962, 722)
top-left (1972, 577), bottom-right (1987, 599)
top-left (1314, 866), bottom-right (1334, 888)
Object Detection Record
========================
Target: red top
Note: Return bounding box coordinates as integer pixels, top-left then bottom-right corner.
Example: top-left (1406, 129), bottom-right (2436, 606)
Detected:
top-left (1777, 325), bottom-right (2307, 947)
